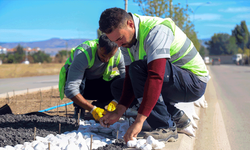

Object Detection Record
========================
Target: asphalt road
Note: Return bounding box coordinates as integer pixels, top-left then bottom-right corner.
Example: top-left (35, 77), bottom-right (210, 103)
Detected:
top-left (194, 65), bottom-right (250, 150)
top-left (0, 75), bottom-right (58, 94)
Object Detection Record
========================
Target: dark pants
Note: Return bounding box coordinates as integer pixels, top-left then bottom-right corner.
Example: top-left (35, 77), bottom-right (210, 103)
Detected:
top-left (74, 76), bottom-right (121, 112)
top-left (111, 60), bottom-right (206, 129)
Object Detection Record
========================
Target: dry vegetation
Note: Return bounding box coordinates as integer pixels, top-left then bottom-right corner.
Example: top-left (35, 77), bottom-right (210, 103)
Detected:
top-left (0, 63), bottom-right (72, 117)
top-left (0, 63), bottom-right (95, 118)
top-left (0, 63), bottom-right (64, 79)
top-left (0, 88), bottom-right (76, 117)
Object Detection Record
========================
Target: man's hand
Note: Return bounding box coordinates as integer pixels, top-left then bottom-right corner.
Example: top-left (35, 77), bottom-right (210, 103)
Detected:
top-left (91, 106), bottom-right (107, 121)
top-left (123, 113), bottom-right (147, 143)
top-left (107, 100), bottom-right (118, 111)
top-left (123, 121), bottom-right (144, 143)
top-left (99, 104), bottom-right (126, 127)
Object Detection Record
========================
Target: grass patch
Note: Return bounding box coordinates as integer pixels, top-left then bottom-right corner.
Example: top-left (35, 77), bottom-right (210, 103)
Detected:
top-left (0, 63), bottom-right (64, 79)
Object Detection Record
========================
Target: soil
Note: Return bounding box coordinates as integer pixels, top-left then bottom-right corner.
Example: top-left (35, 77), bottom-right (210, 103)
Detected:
top-left (0, 88), bottom-right (98, 147)
top-left (0, 88), bottom-right (76, 117)
top-left (95, 139), bottom-right (127, 150)
top-left (0, 67), bottom-right (128, 149)
top-left (0, 113), bottom-right (78, 147)
top-left (0, 112), bottom-right (127, 149)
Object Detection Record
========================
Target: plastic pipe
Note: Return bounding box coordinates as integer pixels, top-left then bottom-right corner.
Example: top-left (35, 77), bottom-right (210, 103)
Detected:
top-left (38, 101), bottom-right (73, 112)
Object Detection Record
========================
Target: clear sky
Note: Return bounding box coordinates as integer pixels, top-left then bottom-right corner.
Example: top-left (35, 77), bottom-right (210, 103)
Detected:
top-left (0, 0), bottom-right (249, 43)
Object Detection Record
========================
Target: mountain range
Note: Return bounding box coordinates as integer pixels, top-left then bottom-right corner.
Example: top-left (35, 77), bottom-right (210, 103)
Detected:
top-left (0, 38), bottom-right (91, 56)
top-left (0, 38), bottom-right (210, 56)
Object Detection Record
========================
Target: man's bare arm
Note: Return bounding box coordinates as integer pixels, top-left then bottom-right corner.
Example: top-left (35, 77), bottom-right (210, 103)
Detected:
top-left (71, 93), bottom-right (94, 112)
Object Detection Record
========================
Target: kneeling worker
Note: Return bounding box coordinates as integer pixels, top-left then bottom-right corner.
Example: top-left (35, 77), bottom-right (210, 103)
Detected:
top-left (99, 7), bottom-right (210, 143)
top-left (58, 34), bottom-right (125, 121)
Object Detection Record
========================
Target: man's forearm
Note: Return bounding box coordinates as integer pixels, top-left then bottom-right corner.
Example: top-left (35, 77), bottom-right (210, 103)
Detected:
top-left (114, 104), bottom-right (127, 116)
top-left (135, 113), bottom-right (147, 124)
top-left (138, 58), bottom-right (167, 117)
top-left (71, 93), bottom-right (94, 112)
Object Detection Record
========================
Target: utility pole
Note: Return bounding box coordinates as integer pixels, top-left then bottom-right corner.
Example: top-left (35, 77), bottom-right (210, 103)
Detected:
top-left (169, 0), bottom-right (172, 18)
top-left (125, 0), bottom-right (128, 12)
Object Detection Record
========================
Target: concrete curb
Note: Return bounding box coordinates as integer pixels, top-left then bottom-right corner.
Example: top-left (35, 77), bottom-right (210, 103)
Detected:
top-left (0, 85), bottom-right (58, 99)
top-left (163, 103), bottom-right (201, 150)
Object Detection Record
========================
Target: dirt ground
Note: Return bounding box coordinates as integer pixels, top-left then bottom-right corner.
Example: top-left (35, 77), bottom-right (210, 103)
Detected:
top-left (0, 88), bottom-right (94, 118)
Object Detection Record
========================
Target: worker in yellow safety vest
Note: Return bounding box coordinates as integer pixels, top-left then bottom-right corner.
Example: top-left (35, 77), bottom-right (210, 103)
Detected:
top-left (98, 7), bottom-right (210, 143)
top-left (58, 34), bottom-right (125, 121)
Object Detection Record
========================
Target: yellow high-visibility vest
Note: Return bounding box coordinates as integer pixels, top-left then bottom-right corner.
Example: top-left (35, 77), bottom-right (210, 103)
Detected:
top-left (127, 14), bottom-right (208, 77)
top-left (58, 39), bottom-right (121, 100)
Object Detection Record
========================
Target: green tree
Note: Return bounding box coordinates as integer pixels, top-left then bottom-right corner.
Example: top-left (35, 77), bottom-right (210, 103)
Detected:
top-left (7, 54), bottom-right (15, 63)
top-left (133, 0), bottom-right (172, 18)
top-left (97, 29), bottom-right (102, 39)
top-left (238, 47), bottom-right (244, 54)
top-left (227, 36), bottom-right (238, 54)
top-left (199, 45), bottom-right (206, 58)
top-left (232, 21), bottom-right (249, 50)
top-left (133, 0), bottom-right (200, 51)
top-left (244, 48), bottom-right (250, 57)
top-left (0, 54), bottom-right (5, 61)
top-left (247, 36), bottom-right (250, 49)
top-left (206, 33), bottom-right (237, 55)
top-left (31, 51), bottom-right (52, 63)
top-left (55, 50), bottom-right (70, 63)
top-left (58, 50), bottom-right (70, 57)
top-left (14, 44), bottom-right (25, 63)
top-left (16, 44), bottom-right (25, 55)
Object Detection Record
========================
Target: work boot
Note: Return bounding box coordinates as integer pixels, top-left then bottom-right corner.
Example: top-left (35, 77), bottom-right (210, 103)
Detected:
top-left (172, 110), bottom-right (191, 132)
top-left (143, 123), bottom-right (178, 142)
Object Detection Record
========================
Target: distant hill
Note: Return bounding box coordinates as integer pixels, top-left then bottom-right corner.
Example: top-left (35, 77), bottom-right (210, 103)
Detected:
top-left (0, 38), bottom-right (91, 56)
top-left (1, 38), bottom-right (211, 56)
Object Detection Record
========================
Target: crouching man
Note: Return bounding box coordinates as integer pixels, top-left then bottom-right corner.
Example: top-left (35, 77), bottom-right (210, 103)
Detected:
top-left (58, 34), bottom-right (125, 121)
top-left (99, 7), bottom-right (210, 143)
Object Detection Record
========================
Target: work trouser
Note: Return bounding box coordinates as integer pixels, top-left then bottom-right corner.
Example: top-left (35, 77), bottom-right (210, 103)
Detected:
top-left (73, 76), bottom-right (121, 116)
top-left (111, 59), bottom-right (206, 129)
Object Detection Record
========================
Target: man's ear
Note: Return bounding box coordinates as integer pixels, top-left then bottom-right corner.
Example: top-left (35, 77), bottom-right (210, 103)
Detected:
top-left (127, 19), bottom-right (134, 29)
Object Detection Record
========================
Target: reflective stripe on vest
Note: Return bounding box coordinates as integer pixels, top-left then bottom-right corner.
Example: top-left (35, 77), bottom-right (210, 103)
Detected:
top-left (58, 39), bottom-right (121, 100)
top-left (127, 14), bottom-right (208, 77)
top-left (103, 50), bottom-right (121, 81)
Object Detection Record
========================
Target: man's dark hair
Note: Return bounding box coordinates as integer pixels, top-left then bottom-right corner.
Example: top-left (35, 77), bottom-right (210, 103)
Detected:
top-left (99, 34), bottom-right (118, 54)
top-left (99, 7), bottom-right (132, 34)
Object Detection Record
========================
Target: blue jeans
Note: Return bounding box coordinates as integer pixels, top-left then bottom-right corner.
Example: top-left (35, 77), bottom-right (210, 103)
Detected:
top-left (111, 59), bottom-right (206, 129)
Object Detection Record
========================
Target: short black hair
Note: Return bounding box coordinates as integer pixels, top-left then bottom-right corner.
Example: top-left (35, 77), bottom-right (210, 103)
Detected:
top-left (99, 7), bottom-right (132, 34)
top-left (99, 34), bottom-right (118, 54)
